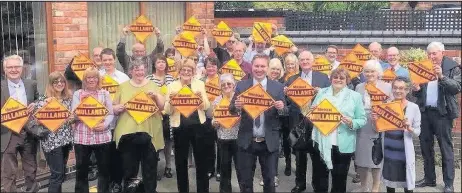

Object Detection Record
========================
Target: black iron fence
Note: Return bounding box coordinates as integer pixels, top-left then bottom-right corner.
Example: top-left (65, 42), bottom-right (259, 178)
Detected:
top-left (284, 10), bottom-right (461, 31)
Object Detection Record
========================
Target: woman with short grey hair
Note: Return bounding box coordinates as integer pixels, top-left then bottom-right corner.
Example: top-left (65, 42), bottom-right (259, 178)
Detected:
top-left (207, 73), bottom-right (239, 193)
top-left (354, 59), bottom-right (392, 192)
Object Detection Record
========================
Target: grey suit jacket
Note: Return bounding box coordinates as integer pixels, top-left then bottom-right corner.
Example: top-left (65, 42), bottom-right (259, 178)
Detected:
top-left (229, 78), bottom-right (287, 152)
top-left (1, 79), bottom-right (39, 152)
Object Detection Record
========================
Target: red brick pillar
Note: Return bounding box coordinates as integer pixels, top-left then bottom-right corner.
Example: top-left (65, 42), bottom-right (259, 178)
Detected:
top-left (51, 2), bottom-right (89, 72)
top-left (185, 2), bottom-right (215, 44)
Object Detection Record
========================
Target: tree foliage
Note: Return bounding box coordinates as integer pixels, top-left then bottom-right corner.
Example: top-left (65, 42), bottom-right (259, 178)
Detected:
top-left (214, 2), bottom-right (389, 12)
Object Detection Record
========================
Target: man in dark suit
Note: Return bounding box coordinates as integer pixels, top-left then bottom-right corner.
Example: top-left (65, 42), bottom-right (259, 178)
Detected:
top-left (414, 42), bottom-right (461, 193)
top-left (230, 54), bottom-right (287, 193)
top-left (1, 55), bottom-right (39, 192)
top-left (285, 51), bottom-right (330, 193)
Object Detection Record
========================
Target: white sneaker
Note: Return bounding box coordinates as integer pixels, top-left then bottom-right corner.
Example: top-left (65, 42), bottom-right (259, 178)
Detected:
top-left (259, 179), bottom-right (264, 186)
top-left (259, 177), bottom-right (279, 187)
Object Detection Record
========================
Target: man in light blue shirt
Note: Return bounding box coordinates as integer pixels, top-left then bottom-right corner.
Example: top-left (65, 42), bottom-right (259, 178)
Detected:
top-left (381, 47), bottom-right (410, 78)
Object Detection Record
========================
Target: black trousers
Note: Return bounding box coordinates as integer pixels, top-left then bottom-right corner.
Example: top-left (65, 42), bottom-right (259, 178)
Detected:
top-left (280, 116), bottom-right (291, 168)
top-left (419, 109), bottom-right (455, 186)
top-left (310, 144), bottom-right (353, 193)
top-left (294, 150), bottom-right (312, 188)
top-left (118, 132), bottom-right (158, 193)
top-left (205, 118), bottom-right (220, 174)
top-left (44, 144), bottom-right (72, 193)
top-left (109, 141), bottom-right (123, 185)
top-left (237, 141), bottom-right (278, 193)
top-left (218, 139), bottom-right (238, 193)
top-left (173, 123), bottom-right (210, 193)
top-left (74, 142), bottom-right (111, 193)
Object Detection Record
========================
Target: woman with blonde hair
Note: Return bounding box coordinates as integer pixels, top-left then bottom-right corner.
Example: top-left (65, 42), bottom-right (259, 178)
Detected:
top-left (267, 58), bottom-right (285, 81)
top-left (27, 71), bottom-right (74, 193)
top-left (164, 59), bottom-right (211, 192)
top-left (283, 53), bottom-right (300, 81)
top-left (355, 59), bottom-right (393, 192)
top-left (71, 66), bottom-right (114, 193)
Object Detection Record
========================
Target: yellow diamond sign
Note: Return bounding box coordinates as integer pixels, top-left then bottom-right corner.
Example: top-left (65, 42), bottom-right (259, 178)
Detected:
top-left (271, 35), bottom-right (293, 56)
top-left (71, 53), bottom-right (96, 81)
top-left (308, 99), bottom-right (342, 136)
top-left (381, 69), bottom-right (397, 83)
top-left (238, 84), bottom-right (275, 120)
top-left (182, 16), bottom-right (202, 37)
top-left (1, 97), bottom-right (29, 134)
top-left (167, 58), bottom-right (178, 79)
top-left (339, 52), bottom-right (362, 79)
top-left (34, 98), bottom-right (71, 133)
top-left (213, 97), bottom-right (240, 129)
top-left (130, 15), bottom-right (154, 43)
top-left (74, 96), bottom-right (109, 129)
top-left (252, 22), bottom-right (272, 43)
top-left (351, 43), bottom-right (372, 65)
top-left (212, 21), bottom-right (233, 46)
top-left (313, 55), bottom-right (332, 76)
top-left (365, 83), bottom-right (390, 106)
top-left (372, 101), bottom-right (405, 132)
top-left (286, 77), bottom-right (316, 109)
top-left (170, 86), bottom-right (203, 118)
top-left (101, 75), bottom-right (119, 101)
top-left (408, 59), bottom-right (437, 85)
top-left (172, 32), bottom-right (198, 57)
top-left (160, 85), bottom-right (168, 96)
top-left (219, 59), bottom-right (246, 81)
top-left (125, 91), bottom-right (159, 125)
top-left (205, 76), bottom-right (220, 102)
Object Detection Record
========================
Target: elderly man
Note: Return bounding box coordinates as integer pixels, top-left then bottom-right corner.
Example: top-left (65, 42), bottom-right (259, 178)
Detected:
top-left (1, 55), bottom-right (39, 192)
top-left (117, 26), bottom-right (164, 75)
top-left (325, 45), bottom-right (340, 70)
top-left (368, 42), bottom-right (386, 65)
top-left (382, 47), bottom-right (410, 78)
top-left (413, 42), bottom-right (461, 193)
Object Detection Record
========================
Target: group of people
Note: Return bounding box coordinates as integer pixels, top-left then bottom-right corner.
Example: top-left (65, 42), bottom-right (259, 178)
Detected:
top-left (1, 24), bottom-right (460, 193)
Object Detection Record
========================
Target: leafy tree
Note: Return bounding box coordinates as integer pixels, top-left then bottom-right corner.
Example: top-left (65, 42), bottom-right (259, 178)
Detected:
top-left (252, 2), bottom-right (314, 11)
top-left (214, 1), bottom-right (389, 12)
top-left (214, 2), bottom-right (253, 10)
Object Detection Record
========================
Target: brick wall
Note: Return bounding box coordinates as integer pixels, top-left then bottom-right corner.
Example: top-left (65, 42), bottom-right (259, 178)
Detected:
top-left (51, 2), bottom-right (89, 72)
top-left (390, 2), bottom-right (461, 10)
top-left (214, 17), bottom-right (285, 28)
top-left (186, 2), bottom-right (214, 36)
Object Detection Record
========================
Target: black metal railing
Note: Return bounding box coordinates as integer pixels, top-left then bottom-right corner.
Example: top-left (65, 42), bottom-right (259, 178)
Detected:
top-left (284, 10), bottom-right (461, 31)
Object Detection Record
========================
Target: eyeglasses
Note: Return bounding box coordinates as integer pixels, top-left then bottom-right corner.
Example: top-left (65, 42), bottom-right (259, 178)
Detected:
top-left (180, 68), bottom-right (193, 73)
top-left (221, 82), bottom-right (233, 87)
top-left (332, 76), bottom-right (346, 80)
top-left (86, 76), bottom-right (99, 80)
top-left (393, 86), bottom-right (408, 91)
top-left (52, 80), bottom-right (66, 85)
top-left (227, 40), bottom-right (236, 44)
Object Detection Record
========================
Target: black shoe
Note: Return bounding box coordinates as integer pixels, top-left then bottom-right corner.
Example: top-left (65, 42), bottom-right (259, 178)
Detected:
top-left (284, 166), bottom-right (291, 176)
top-left (415, 179), bottom-right (436, 187)
top-left (164, 167), bottom-right (173, 178)
top-left (352, 173), bottom-right (360, 183)
top-left (208, 171), bottom-right (215, 179)
top-left (157, 173), bottom-right (162, 181)
top-left (216, 173), bottom-right (221, 182)
top-left (444, 185), bottom-right (454, 193)
top-left (279, 150), bottom-right (284, 158)
top-left (291, 185), bottom-right (306, 193)
top-left (124, 179), bottom-right (142, 193)
top-left (88, 169), bottom-right (98, 181)
top-left (24, 182), bottom-right (39, 193)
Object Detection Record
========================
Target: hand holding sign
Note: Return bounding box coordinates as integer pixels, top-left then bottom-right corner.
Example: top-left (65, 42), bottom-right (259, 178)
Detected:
top-left (113, 104), bottom-right (126, 114)
top-left (341, 115), bottom-right (353, 128)
top-left (92, 122), bottom-right (105, 131)
top-left (273, 101), bottom-right (285, 110)
top-left (234, 96), bottom-right (244, 110)
top-left (433, 65), bottom-right (443, 79)
top-left (403, 117), bottom-right (414, 132)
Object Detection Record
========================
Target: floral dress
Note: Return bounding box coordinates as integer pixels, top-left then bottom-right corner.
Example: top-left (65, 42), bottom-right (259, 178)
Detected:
top-left (28, 95), bottom-right (74, 152)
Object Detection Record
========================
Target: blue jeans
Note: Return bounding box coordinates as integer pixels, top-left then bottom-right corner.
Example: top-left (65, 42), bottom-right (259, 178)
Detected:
top-left (43, 144), bottom-right (72, 193)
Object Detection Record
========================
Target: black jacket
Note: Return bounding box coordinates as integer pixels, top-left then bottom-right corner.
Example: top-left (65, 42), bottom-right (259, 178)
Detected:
top-left (413, 56), bottom-right (461, 119)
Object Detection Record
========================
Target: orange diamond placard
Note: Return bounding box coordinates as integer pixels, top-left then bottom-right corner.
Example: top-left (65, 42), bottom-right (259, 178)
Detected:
top-left (71, 53), bottom-right (96, 81)
top-left (205, 76), bottom-right (221, 102)
top-left (167, 58), bottom-right (178, 79)
top-left (313, 55), bottom-right (332, 76)
top-left (34, 98), bottom-right (71, 133)
top-left (286, 77), bottom-right (316, 108)
top-left (170, 86), bottom-right (203, 118)
top-left (125, 91), bottom-right (159, 125)
top-left (283, 71), bottom-right (297, 82)
top-left (182, 16), bottom-right (202, 37)
top-left (74, 96), bottom-right (109, 129)
top-left (351, 43), bottom-right (372, 65)
top-left (381, 69), bottom-right (397, 83)
top-left (101, 75), bottom-right (119, 101)
top-left (252, 22), bottom-right (272, 43)
top-left (339, 52), bottom-right (363, 79)
top-left (307, 99), bottom-right (342, 136)
top-left (271, 35), bottom-right (293, 56)
top-left (213, 97), bottom-right (240, 129)
top-left (219, 59), bottom-right (246, 81)
top-left (407, 59), bottom-right (437, 85)
top-left (371, 101), bottom-right (405, 132)
top-left (212, 21), bottom-right (233, 46)
top-left (1, 98), bottom-right (29, 134)
top-left (129, 15), bottom-right (154, 43)
top-left (238, 84), bottom-right (275, 120)
top-left (172, 32), bottom-right (198, 57)
top-left (365, 83), bottom-right (390, 106)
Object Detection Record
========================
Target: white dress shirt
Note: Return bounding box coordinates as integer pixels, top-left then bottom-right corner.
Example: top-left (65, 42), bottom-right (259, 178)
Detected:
top-left (301, 70), bottom-right (313, 85)
top-left (99, 69), bottom-right (130, 84)
top-left (425, 80), bottom-right (439, 107)
top-left (252, 77), bottom-right (267, 138)
top-left (7, 79), bottom-right (28, 106)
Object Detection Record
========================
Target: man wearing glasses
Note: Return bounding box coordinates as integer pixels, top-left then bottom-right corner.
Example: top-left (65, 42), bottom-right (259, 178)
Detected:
top-left (1, 55), bottom-right (40, 192)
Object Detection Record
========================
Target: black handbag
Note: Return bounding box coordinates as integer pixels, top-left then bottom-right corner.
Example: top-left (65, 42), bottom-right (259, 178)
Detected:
top-left (371, 132), bottom-right (383, 165)
top-left (25, 124), bottom-right (50, 139)
top-left (289, 118), bottom-right (313, 151)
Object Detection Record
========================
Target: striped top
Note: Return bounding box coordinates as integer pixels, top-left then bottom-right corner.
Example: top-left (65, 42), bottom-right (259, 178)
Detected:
top-left (145, 74), bottom-right (175, 87)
